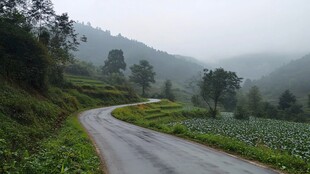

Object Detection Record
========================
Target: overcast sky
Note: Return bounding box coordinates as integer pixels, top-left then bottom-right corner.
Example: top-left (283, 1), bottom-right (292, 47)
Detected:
top-left (52, 0), bottom-right (310, 62)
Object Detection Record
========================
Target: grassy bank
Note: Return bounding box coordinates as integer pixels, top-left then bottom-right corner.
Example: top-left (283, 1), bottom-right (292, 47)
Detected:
top-left (0, 75), bottom-right (140, 173)
top-left (14, 112), bottom-right (102, 173)
top-left (112, 100), bottom-right (310, 174)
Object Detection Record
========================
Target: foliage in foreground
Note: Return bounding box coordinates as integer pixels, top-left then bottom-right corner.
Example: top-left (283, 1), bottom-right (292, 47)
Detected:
top-left (5, 114), bottom-right (102, 174)
top-left (0, 76), bottom-right (140, 173)
top-left (113, 101), bottom-right (310, 174)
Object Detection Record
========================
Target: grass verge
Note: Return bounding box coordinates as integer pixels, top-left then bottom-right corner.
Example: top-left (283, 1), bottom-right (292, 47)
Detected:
top-left (20, 111), bottom-right (102, 174)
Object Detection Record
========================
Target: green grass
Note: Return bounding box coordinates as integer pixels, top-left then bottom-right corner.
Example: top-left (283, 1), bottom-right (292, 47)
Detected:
top-left (18, 112), bottom-right (102, 174)
top-left (0, 75), bottom-right (141, 173)
top-left (112, 100), bottom-right (310, 174)
top-left (65, 74), bottom-right (106, 87)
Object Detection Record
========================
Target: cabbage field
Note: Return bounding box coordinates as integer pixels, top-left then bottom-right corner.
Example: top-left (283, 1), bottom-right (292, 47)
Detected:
top-left (180, 113), bottom-right (310, 161)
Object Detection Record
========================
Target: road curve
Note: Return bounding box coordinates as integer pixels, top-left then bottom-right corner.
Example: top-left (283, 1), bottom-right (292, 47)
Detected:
top-left (79, 99), bottom-right (279, 174)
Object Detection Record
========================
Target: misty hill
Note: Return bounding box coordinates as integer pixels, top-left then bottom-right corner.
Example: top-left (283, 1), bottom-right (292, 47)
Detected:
top-left (74, 23), bottom-right (205, 83)
top-left (215, 53), bottom-right (299, 80)
top-left (249, 54), bottom-right (310, 98)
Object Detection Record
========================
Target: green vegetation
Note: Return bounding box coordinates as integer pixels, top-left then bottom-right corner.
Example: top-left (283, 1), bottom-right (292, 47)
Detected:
top-left (0, 75), bottom-right (140, 173)
top-left (8, 112), bottom-right (102, 173)
top-left (65, 60), bottom-right (100, 77)
top-left (200, 68), bottom-right (242, 118)
top-left (113, 101), bottom-right (310, 174)
top-left (247, 86), bottom-right (263, 117)
top-left (161, 80), bottom-right (175, 101)
top-left (2, 0), bottom-right (310, 173)
top-left (101, 49), bottom-right (127, 85)
top-left (130, 60), bottom-right (156, 97)
top-left (101, 49), bottom-right (126, 75)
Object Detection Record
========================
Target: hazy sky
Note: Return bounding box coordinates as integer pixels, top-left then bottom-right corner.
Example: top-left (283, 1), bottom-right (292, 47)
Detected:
top-left (52, 0), bottom-right (310, 62)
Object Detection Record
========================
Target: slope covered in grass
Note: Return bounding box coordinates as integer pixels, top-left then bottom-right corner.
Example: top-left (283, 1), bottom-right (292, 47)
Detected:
top-left (0, 75), bottom-right (140, 173)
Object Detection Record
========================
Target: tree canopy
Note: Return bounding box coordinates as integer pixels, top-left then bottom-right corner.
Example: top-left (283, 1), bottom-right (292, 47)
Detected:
top-left (129, 60), bottom-right (155, 97)
top-left (0, 0), bottom-right (83, 89)
top-left (247, 86), bottom-right (263, 117)
top-left (278, 90), bottom-right (296, 110)
top-left (162, 80), bottom-right (175, 101)
top-left (102, 49), bottom-right (126, 75)
top-left (200, 68), bottom-right (242, 118)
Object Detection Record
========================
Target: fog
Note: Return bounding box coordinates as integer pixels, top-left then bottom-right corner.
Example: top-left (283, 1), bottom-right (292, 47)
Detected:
top-left (52, 0), bottom-right (310, 62)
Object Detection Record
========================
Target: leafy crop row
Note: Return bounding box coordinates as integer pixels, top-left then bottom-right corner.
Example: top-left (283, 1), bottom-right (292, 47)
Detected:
top-left (179, 113), bottom-right (310, 161)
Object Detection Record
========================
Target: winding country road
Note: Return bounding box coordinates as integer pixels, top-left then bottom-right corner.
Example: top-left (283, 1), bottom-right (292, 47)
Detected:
top-left (79, 99), bottom-right (279, 174)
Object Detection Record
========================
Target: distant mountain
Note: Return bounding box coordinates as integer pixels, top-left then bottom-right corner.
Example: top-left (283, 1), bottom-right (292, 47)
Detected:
top-left (214, 53), bottom-right (300, 80)
top-left (174, 55), bottom-right (208, 67)
top-left (249, 54), bottom-right (310, 98)
top-left (74, 23), bottom-right (206, 83)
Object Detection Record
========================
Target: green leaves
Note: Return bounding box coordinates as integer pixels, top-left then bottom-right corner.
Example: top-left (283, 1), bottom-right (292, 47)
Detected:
top-left (129, 60), bottom-right (156, 96)
top-left (200, 68), bottom-right (242, 118)
top-left (182, 114), bottom-right (310, 162)
top-left (102, 49), bottom-right (126, 75)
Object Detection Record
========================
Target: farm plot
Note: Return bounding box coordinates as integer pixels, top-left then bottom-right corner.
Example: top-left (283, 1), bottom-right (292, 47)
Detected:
top-left (179, 114), bottom-right (310, 161)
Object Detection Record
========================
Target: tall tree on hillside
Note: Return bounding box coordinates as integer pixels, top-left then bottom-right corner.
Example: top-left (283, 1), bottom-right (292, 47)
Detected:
top-left (0, 0), bottom-right (25, 16)
top-left (130, 60), bottom-right (155, 97)
top-left (162, 80), bottom-right (175, 101)
top-left (28, 0), bottom-right (55, 37)
top-left (278, 90), bottom-right (296, 110)
top-left (247, 86), bottom-right (263, 117)
top-left (200, 68), bottom-right (242, 118)
top-left (48, 13), bottom-right (81, 85)
top-left (102, 49), bottom-right (126, 75)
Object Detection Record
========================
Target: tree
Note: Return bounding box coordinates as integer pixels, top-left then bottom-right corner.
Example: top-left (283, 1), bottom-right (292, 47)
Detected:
top-left (308, 94), bottom-right (310, 108)
top-left (234, 91), bottom-right (249, 120)
top-left (130, 60), bottom-right (156, 97)
top-left (48, 13), bottom-right (81, 85)
top-left (220, 92), bottom-right (237, 112)
top-left (28, 0), bottom-right (55, 38)
top-left (261, 102), bottom-right (278, 119)
top-left (242, 78), bottom-right (253, 92)
top-left (0, 19), bottom-right (50, 91)
top-left (234, 105), bottom-right (249, 120)
top-left (102, 49), bottom-right (126, 75)
top-left (162, 80), bottom-right (175, 101)
top-left (278, 90), bottom-right (296, 110)
top-left (247, 86), bottom-right (263, 117)
top-left (200, 68), bottom-right (242, 118)
top-left (0, 0), bottom-right (26, 17)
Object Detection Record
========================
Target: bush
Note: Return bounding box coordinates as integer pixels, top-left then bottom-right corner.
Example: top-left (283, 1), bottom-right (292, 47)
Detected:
top-left (172, 124), bottom-right (187, 134)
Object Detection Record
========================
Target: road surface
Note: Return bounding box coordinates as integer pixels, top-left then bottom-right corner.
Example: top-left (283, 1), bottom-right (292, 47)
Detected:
top-left (79, 99), bottom-right (279, 174)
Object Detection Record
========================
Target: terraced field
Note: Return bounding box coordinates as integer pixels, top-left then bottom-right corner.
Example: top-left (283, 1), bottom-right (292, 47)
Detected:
top-left (65, 75), bottom-right (106, 87)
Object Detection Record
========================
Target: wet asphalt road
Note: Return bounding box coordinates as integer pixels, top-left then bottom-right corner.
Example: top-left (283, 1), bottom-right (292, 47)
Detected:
top-left (79, 99), bottom-right (279, 174)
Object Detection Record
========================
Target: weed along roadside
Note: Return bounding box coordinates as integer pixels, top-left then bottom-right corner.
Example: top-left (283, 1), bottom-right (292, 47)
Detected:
top-left (112, 100), bottom-right (310, 174)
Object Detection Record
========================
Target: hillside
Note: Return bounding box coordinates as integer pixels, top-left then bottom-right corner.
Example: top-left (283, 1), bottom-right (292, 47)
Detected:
top-left (0, 75), bottom-right (140, 173)
top-left (74, 23), bottom-right (205, 83)
top-left (251, 54), bottom-right (310, 98)
top-left (214, 53), bottom-right (299, 80)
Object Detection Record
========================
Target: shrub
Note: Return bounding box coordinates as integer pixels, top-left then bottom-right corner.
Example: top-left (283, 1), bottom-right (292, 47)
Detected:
top-left (172, 124), bottom-right (187, 134)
